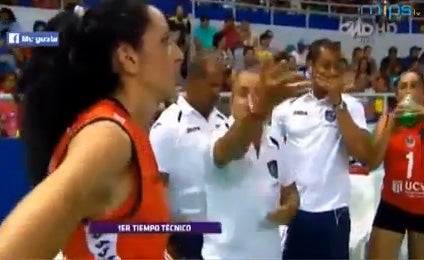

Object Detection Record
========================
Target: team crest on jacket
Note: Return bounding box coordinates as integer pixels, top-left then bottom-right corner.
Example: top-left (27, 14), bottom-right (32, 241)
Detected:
top-left (325, 110), bottom-right (336, 122)
top-left (405, 135), bottom-right (415, 148)
top-left (267, 160), bottom-right (278, 179)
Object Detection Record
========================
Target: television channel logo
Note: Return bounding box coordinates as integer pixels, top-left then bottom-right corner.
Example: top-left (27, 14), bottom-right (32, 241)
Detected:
top-left (360, 4), bottom-right (420, 21)
top-left (6, 32), bottom-right (59, 47)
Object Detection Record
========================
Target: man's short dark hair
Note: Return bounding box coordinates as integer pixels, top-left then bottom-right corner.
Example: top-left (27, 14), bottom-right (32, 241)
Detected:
top-left (308, 38), bottom-right (335, 63)
top-left (200, 16), bottom-right (209, 22)
top-left (187, 53), bottom-right (221, 80)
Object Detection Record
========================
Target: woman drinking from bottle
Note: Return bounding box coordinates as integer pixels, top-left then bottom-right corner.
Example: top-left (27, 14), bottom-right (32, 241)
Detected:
top-left (368, 69), bottom-right (424, 259)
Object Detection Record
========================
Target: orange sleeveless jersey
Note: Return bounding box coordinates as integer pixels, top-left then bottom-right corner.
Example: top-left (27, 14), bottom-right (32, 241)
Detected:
top-left (48, 99), bottom-right (170, 259)
top-left (382, 122), bottom-right (424, 215)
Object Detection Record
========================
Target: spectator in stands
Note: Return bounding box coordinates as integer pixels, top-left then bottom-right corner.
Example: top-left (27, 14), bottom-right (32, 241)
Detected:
top-left (0, 32), bottom-right (17, 74)
top-left (409, 58), bottom-right (421, 71)
top-left (388, 62), bottom-right (402, 90)
top-left (363, 45), bottom-right (377, 74)
top-left (402, 46), bottom-right (422, 70)
top-left (288, 55), bottom-right (297, 71)
top-left (364, 74), bottom-right (389, 122)
top-left (290, 39), bottom-right (308, 67)
top-left (349, 47), bottom-right (363, 71)
top-left (256, 30), bottom-right (275, 61)
top-left (237, 20), bottom-right (257, 46)
top-left (168, 5), bottom-right (191, 79)
top-left (222, 15), bottom-right (239, 52)
top-left (0, 7), bottom-right (21, 33)
top-left (380, 46), bottom-right (401, 74)
top-left (0, 71), bottom-right (17, 94)
top-left (241, 45), bottom-right (258, 71)
top-left (354, 58), bottom-right (372, 92)
top-left (194, 16), bottom-right (217, 51)
top-left (33, 20), bottom-right (47, 32)
top-left (213, 31), bottom-right (234, 69)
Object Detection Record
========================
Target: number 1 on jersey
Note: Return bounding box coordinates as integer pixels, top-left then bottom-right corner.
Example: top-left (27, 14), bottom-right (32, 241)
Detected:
top-left (406, 151), bottom-right (414, 179)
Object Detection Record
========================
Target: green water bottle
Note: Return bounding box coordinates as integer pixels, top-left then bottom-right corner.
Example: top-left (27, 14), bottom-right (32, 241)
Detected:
top-left (396, 94), bottom-right (422, 127)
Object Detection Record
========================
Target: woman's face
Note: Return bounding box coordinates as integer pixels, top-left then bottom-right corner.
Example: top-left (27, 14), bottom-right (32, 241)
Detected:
top-left (231, 71), bottom-right (260, 120)
top-left (397, 71), bottom-right (424, 103)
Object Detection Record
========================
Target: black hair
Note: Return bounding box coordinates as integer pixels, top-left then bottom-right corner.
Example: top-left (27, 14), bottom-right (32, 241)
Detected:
top-left (273, 51), bottom-right (291, 62)
top-left (0, 8), bottom-right (16, 23)
top-left (308, 38), bottom-right (335, 63)
top-left (33, 20), bottom-right (47, 32)
top-left (212, 31), bottom-right (225, 49)
top-left (19, 0), bottom-right (151, 186)
top-left (364, 45), bottom-right (372, 51)
top-left (242, 45), bottom-right (254, 56)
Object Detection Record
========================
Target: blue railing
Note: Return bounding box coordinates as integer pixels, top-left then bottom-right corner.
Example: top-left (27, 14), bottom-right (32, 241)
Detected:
top-left (3, 0), bottom-right (423, 33)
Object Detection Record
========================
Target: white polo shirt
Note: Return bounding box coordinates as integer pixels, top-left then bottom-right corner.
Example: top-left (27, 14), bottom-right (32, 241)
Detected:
top-left (149, 96), bottom-right (228, 221)
top-left (202, 119), bottom-right (295, 259)
top-left (271, 93), bottom-right (367, 212)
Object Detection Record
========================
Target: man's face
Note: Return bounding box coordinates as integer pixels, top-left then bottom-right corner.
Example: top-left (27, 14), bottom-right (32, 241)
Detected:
top-left (200, 19), bottom-right (209, 27)
top-left (198, 60), bottom-right (224, 107)
top-left (311, 47), bottom-right (341, 89)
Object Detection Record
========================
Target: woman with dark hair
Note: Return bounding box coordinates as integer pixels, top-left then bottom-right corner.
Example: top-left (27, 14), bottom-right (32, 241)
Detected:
top-left (368, 69), bottom-right (424, 259)
top-left (0, 1), bottom-right (183, 259)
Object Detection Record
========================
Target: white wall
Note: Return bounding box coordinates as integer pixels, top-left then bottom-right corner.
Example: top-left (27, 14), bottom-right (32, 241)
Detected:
top-left (3, 5), bottom-right (424, 63)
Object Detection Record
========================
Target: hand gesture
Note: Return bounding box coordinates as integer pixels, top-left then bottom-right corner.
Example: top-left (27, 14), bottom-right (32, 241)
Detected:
top-left (315, 71), bottom-right (352, 105)
top-left (249, 59), bottom-right (310, 115)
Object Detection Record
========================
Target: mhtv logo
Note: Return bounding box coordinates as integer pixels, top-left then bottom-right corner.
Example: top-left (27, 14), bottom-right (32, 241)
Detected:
top-left (360, 4), bottom-right (420, 20)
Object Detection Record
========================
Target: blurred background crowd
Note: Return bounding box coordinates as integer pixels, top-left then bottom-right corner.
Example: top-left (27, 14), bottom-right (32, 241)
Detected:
top-left (0, 0), bottom-right (423, 138)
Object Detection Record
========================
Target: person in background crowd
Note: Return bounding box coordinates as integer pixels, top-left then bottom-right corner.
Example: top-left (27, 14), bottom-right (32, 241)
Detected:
top-left (272, 38), bottom-right (374, 259)
top-left (409, 58), bottom-right (421, 72)
top-left (402, 46), bottom-right (422, 70)
top-left (0, 2), bottom-right (183, 258)
top-left (222, 15), bottom-right (239, 53)
top-left (363, 74), bottom-right (390, 123)
top-left (203, 62), bottom-right (305, 260)
top-left (0, 72), bottom-right (17, 94)
top-left (237, 20), bottom-right (257, 47)
top-left (290, 39), bottom-right (309, 67)
top-left (240, 45), bottom-right (258, 71)
top-left (388, 62), bottom-right (403, 91)
top-left (194, 16), bottom-right (217, 51)
top-left (0, 8), bottom-right (21, 33)
top-left (363, 45), bottom-right (377, 74)
top-left (288, 55), bottom-right (297, 71)
top-left (33, 20), bottom-right (47, 32)
top-left (349, 47), bottom-right (363, 71)
top-left (380, 46), bottom-right (401, 74)
top-left (256, 30), bottom-right (275, 61)
top-left (212, 31), bottom-right (234, 70)
top-left (368, 69), bottom-right (424, 259)
top-left (150, 55), bottom-right (227, 259)
top-left (0, 30), bottom-right (17, 72)
top-left (354, 57), bottom-right (372, 92)
top-left (168, 5), bottom-right (191, 79)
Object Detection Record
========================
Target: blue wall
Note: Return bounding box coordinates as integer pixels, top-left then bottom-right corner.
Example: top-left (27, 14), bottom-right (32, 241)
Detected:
top-left (0, 139), bottom-right (30, 222)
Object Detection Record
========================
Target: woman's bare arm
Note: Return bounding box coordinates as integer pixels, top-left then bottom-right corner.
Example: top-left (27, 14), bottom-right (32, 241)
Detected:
top-left (0, 121), bottom-right (132, 259)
